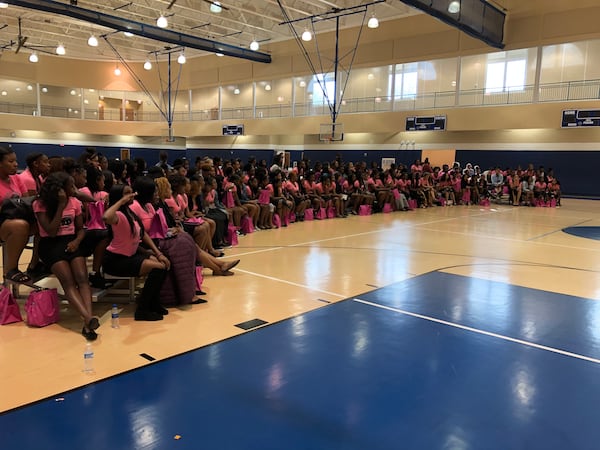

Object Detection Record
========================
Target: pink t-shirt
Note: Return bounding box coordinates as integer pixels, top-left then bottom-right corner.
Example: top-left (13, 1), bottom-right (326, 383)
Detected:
top-left (284, 180), bottom-right (299, 194)
top-left (18, 169), bottom-right (42, 194)
top-left (79, 187), bottom-right (108, 203)
top-left (107, 210), bottom-right (141, 256)
top-left (164, 197), bottom-right (182, 219)
top-left (33, 197), bottom-right (82, 238)
top-left (0, 175), bottom-right (26, 202)
top-left (129, 200), bottom-right (155, 232)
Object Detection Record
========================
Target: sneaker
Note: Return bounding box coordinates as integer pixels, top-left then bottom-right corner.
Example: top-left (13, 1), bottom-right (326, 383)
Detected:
top-left (89, 272), bottom-right (106, 289)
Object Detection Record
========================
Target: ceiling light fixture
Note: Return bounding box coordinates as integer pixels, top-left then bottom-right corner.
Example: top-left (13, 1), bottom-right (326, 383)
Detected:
top-left (28, 52), bottom-right (38, 63)
top-left (56, 44), bottom-right (66, 55)
top-left (265, 84), bottom-right (271, 91)
top-left (448, 1), bottom-right (460, 14)
top-left (156, 14), bottom-right (168, 28)
top-left (249, 40), bottom-right (259, 51)
top-left (114, 65), bottom-right (121, 76)
top-left (177, 51), bottom-right (186, 64)
top-left (233, 88), bottom-right (240, 95)
top-left (301, 29), bottom-right (312, 42)
top-left (87, 35), bottom-right (98, 47)
top-left (143, 60), bottom-right (152, 70)
top-left (367, 15), bottom-right (379, 29)
top-left (209, 2), bottom-right (222, 13)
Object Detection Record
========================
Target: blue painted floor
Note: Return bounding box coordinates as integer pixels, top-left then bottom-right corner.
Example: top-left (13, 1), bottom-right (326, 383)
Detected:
top-left (2, 272), bottom-right (600, 450)
top-left (562, 226), bottom-right (600, 241)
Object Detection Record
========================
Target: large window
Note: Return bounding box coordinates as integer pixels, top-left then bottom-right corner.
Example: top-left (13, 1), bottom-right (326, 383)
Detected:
top-left (485, 51), bottom-right (527, 93)
top-left (310, 73), bottom-right (337, 106)
top-left (392, 63), bottom-right (418, 99)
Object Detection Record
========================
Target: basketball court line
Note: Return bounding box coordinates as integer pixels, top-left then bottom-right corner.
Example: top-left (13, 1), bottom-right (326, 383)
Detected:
top-left (353, 298), bottom-right (600, 365)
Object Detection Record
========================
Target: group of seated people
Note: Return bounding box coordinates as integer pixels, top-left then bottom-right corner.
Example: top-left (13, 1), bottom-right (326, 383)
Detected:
top-left (0, 146), bottom-right (561, 340)
top-left (0, 147), bottom-right (241, 341)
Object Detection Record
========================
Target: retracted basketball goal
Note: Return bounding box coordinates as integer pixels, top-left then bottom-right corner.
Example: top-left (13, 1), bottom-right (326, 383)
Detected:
top-left (319, 123), bottom-right (344, 143)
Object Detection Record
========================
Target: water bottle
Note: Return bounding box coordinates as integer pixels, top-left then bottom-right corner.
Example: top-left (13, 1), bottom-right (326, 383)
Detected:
top-left (83, 343), bottom-right (94, 374)
top-left (111, 304), bottom-right (120, 328)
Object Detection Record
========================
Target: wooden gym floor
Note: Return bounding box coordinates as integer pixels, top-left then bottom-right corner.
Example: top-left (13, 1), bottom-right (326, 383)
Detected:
top-left (2, 200), bottom-right (600, 448)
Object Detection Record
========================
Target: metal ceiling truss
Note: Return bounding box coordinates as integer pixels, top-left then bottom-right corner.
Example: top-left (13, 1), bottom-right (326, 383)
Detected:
top-left (5, 0), bottom-right (272, 63)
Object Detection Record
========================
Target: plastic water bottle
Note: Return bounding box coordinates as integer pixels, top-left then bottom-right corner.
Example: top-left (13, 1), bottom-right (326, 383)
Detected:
top-left (83, 343), bottom-right (94, 374)
top-left (111, 304), bottom-right (120, 328)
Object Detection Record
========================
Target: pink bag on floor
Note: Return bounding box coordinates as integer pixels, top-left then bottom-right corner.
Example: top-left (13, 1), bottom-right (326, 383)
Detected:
top-left (358, 204), bottom-right (372, 215)
top-left (0, 288), bottom-right (22, 325)
top-left (288, 212), bottom-right (296, 223)
top-left (408, 199), bottom-right (417, 210)
top-left (327, 206), bottom-right (336, 218)
top-left (226, 223), bottom-right (239, 245)
top-left (86, 201), bottom-right (106, 230)
top-left (392, 189), bottom-right (400, 200)
top-left (382, 203), bottom-right (393, 213)
top-left (25, 288), bottom-right (59, 327)
top-left (272, 213), bottom-right (281, 228)
top-left (549, 198), bottom-right (557, 207)
top-left (479, 198), bottom-right (490, 207)
top-left (304, 209), bottom-right (314, 221)
top-left (316, 208), bottom-right (327, 220)
top-left (462, 190), bottom-right (471, 204)
top-left (195, 265), bottom-right (204, 292)
top-left (240, 215), bottom-right (254, 234)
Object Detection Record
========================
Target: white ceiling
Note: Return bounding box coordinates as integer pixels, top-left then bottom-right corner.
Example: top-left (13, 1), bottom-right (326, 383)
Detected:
top-left (0, 0), bottom-right (420, 62)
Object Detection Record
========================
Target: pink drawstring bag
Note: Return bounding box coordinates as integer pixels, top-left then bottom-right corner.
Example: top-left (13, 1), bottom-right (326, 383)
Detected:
top-left (288, 212), bottom-right (296, 223)
top-left (549, 198), bottom-right (557, 207)
top-left (304, 209), bottom-right (314, 221)
top-left (462, 190), bottom-right (471, 204)
top-left (258, 190), bottom-right (271, 205)
top-left (240, 215), bottom-right (254, 234)
top-left (408, 199), bottom-right (417, 210)
top-left (0, 288), bottom-right (22, 325)
top-left (392, 189), bottom-right (400, 200)
top-left (87, 201), bottom-right (106, 230)
top-left (316, 208), bottom-right (327, 220)
top-left (223, 191), bottom-right (235, 208)
top-left (382, 203), bottom-right (393, 213)
top-left (227, 223), bottom-right (239, 245)
top-left (327, 206), bottom-right (336, 219)
top-left (148, 208), bottom-right (168, 239)
top-left (358, 205), bottom-right (372, 216)
top-left (25, 288), bottom-right (59, 327)
top-left (184, 216), bottom-right (205, 226)
top-left (272, 213), bottom-right (281, 228)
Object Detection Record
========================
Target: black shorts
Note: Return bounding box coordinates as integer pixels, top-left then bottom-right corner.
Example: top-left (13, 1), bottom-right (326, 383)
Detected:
top-left (79, 229), bottom-right (109, 257)
top-left (39, 235), bottom-right (85, 269)
top-left (103, 248), bottom-right (149, 277)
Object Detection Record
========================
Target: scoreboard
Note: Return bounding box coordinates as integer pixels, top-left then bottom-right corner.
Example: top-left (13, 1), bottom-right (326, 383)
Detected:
top-left (406, 115), bottom-right (446, 131)
top-left (562, 109), bottom-right (600, 128)
top-left (222, 124), bottom-right (244, 135)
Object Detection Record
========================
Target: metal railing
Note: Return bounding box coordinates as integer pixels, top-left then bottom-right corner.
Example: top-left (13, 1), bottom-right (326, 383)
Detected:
top-left (2, 78), bottom-right (600, 123)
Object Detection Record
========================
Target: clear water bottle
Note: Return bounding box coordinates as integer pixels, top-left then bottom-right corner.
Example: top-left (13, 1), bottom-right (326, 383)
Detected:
top-left (83, 342), bottom-right (94, 374)
top-left (111, 304), bottom-right (120, 328)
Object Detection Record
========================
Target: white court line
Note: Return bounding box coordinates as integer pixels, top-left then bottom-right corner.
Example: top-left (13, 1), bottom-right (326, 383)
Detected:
top-left (228, 247), bottom-right (284, 258)
top-left (235, 268), bottom-right (346, 298)
top-left (353, 298), bottom-right (600, 365)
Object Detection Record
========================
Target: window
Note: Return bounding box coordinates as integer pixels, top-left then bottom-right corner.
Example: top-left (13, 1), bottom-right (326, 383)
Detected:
top-left (391, 63), bottom-right (418, 99)
top-left (310, 73), bottom-right (336, 105)
top-left (485, 52), bottom-right (526, 93)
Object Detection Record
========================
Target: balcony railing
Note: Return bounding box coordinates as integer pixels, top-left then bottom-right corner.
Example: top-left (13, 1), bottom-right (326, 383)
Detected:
top-left (1, 79), bottom-right (599, 123)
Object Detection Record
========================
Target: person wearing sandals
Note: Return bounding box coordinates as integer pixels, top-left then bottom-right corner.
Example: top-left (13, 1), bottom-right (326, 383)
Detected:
top-left (32, 172), bottom-right (100, 340)
top-left (103, 184), bottom-right (171, 321)
top-left (0, 146), bottom-right (37, 284)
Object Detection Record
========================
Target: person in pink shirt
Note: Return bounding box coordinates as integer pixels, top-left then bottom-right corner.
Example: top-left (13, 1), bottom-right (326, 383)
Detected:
top-left (103, 184), bottom-right (171, 321)
top-left (0, 146), bottom-right (35, 283)
top-left (19, 152), bottom-right (50, 196)
top-left (33, 172), bottom-right (99, 340)
top-left (284, 170), bottom-right (310, 220)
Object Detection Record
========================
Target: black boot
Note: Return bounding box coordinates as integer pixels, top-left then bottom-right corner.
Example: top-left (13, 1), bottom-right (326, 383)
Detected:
top-left (135, 268), bottom-right (167, 321)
